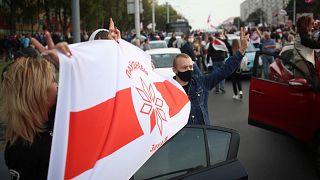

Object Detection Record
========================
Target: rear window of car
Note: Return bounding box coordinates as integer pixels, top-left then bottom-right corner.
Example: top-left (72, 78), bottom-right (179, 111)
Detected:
top-left (206, 129), bottom-right (231, 165)
top-left (150, 42), bottom-right (168, 49)
top-left (133, 128), bottom-right (207, 180)
top-left (151, 54), bottom-right (178, 68)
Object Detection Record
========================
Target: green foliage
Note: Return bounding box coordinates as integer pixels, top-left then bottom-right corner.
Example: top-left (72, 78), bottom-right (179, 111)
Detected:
top-left (246, 8), bottom-right (266, 25)
top-left (233, 17), bottom-right (245, 28)
top-left (0, 0), bottom-right (182, 34)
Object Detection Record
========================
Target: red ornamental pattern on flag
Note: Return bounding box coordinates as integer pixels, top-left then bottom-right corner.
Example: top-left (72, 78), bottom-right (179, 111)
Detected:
top-left (48, 40), bottom-right (190, 180)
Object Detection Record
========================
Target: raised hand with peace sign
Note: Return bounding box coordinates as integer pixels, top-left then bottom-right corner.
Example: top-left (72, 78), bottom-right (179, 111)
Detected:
top-left (239, 27), bottom-right (249, 55)
top-left (31, 31), bottom-right (72, 66)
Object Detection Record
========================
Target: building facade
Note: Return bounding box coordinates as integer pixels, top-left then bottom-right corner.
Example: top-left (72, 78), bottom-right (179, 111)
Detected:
top-left (240, 0), bottom-right (290, 26)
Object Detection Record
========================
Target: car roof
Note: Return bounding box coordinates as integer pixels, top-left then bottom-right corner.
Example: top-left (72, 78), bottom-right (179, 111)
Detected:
top-left (226, 34), bottom-right (240, 40)
top-left (145, 48), bottom-right (181, 55)
top-left (164, 36), bottom-right (181, 39)
top-left (149, 40), bottom-right (167, 44)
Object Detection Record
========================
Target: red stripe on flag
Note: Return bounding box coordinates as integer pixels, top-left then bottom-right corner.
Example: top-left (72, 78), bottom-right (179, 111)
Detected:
top-left (65, 88), bottom-right (144, 179)
top-left (154, 80), bottom-right (189, 118)
top-left (213, 39), bottom-right (222, 45)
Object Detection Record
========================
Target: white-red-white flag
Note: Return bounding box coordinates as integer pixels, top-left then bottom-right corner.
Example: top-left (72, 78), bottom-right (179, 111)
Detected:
top-left (211, 39), bottom-right (228, 52)
top-left (48, 39), bottom-right (190, 179)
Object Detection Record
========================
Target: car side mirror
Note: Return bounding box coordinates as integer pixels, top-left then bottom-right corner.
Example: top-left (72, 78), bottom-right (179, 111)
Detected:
top-left (289, 78), bottom-right (310, 90)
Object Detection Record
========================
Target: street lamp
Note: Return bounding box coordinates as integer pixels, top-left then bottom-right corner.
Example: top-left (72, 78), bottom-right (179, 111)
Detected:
top-left (71, 0), bottom-right (81, 43)
top-left (135, 0), bottom-right (141, 38)
top-left (166, 2), bottom-right (170, 24)
top-left (293, 0), bottom-right (296, 25)
top-left (152, 0), bottom-right (155, 33)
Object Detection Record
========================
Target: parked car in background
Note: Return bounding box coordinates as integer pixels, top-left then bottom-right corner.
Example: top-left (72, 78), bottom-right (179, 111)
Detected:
top-left (146, 48), bottom-right (181, 78)
top-left (248, 48), bottom-right (320, 175)
top-left (149, 40), bottom-right (168, 49)
top-left (132, 125), bottom-right (248, 180)
top-left (227, 35), bottom-right (259, 76)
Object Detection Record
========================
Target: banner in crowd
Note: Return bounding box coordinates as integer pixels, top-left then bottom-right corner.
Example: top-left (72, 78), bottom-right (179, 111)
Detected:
top-left (48, 40), bottom-right (190, 179)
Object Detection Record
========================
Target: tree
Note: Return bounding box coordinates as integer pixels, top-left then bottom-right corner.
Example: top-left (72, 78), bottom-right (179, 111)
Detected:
top-left (233, 17), bottom-right (245, 29)
top-left (246, 8), bottom-right (266, 25)
top-left (1, 0), bottom-right (24, 34)
top-left (80, 0), bottom-right (106, 31)
top-left (0, 0), bottom-right (183, 34)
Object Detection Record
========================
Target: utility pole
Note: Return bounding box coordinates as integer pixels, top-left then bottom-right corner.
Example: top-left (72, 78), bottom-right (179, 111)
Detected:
top-left (293, 0), bottom-right (296, 25)
top-left (166, 2), bottom-right (170, 24)
top-left (71, 0), bottom-right (81, 43)
top-left (152, 0), bottom-right (156, 33)
top-left (135, 0), bottom-right (141, 38)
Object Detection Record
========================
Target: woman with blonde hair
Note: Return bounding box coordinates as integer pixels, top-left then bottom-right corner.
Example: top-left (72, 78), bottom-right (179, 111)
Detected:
top-left (1, 55), bottom-right (58, 179)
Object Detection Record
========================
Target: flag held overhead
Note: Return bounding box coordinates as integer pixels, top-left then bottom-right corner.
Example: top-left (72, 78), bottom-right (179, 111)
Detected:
top-left (48, 39), bottom-right (190, 180)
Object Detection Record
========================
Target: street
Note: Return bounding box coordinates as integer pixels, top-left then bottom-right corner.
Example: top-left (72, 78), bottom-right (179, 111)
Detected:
top-left (209, 79), bottom-right (318, 180)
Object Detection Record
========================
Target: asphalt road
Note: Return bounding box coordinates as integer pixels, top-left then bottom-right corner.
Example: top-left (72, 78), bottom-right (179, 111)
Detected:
top-left (209, 79), bottom-right (318, 180)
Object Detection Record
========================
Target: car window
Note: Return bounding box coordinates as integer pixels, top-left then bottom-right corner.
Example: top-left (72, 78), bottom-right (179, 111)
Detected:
top-left (280, 49), bottom-right (295, 71)
top-left (246, 42), bottom-right (256, 52)
top-left (206, 129), bottom-right (231, 165)
top-left (255, 51), bottom-right (294, 83)
top-left (149, 42), bottom-right (168, 49)
top-left (133, 128), bottom-right (207, 180)
top-left (151, 54), bottom-right (177, 68)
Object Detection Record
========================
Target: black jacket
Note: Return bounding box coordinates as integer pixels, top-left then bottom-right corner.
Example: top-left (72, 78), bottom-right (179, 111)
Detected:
top-left (5, 106), bottom-right (56, 180)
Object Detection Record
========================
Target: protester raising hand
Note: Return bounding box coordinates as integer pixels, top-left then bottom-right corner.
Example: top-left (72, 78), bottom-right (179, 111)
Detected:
top-left (107, 18), bottom-right (121, 41)
top-left (239, 27), bottom-right (249, 55)
top-left (31, 31), bottom-right (72, 66)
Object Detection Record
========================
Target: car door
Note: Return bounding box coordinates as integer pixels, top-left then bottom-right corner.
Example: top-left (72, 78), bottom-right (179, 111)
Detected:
top-left (249, 50), bottom-right (316, 142)
top-left (131, 125), bottom-right (247, 180)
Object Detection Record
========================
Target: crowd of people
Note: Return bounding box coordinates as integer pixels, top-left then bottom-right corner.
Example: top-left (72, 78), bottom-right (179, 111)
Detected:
top-left (0, 15), bottom-right (320, 179)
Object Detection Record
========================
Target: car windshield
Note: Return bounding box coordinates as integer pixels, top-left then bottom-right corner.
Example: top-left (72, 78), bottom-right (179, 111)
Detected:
top-left (246, 42), bottom-right (256, 52)
top-left (151, 54), bottom-right (178, 68)
top-left (149, 42), bottom-right (167, 49)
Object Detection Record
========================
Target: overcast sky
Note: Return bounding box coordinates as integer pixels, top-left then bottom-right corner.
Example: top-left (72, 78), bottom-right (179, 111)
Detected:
top-left (157, 0), bottom-right (245, 29)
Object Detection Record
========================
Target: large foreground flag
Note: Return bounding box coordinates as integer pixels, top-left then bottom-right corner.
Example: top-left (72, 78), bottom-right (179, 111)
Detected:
top-left (48, 40), bottom-right (190, 179)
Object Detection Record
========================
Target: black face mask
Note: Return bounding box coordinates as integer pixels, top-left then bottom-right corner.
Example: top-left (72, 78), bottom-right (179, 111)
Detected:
top-left (177, 70), bottom-right (193, 82)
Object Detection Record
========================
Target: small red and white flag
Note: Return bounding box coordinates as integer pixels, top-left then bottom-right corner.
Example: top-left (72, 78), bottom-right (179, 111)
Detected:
top-left (207, 12), bottom-right (212, 24)
top-left (48, 40), bottom-right (190, 179)
top-left (207, 12), bottom-right (217, 31)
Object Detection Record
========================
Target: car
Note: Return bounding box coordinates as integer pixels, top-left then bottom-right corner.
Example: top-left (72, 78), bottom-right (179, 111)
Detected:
top-left (131, 125), bottom-right (247, 180)
top-left (248, 47), bottom-right (320, 174)
top-left (227, 35), bottom-right (259, 76)
top-left (146, 48), bottom-right (181, 78)
top-left (149, 40), bottom-right (168, 49)
top-left (0, 125), bottom-right (248, 180)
